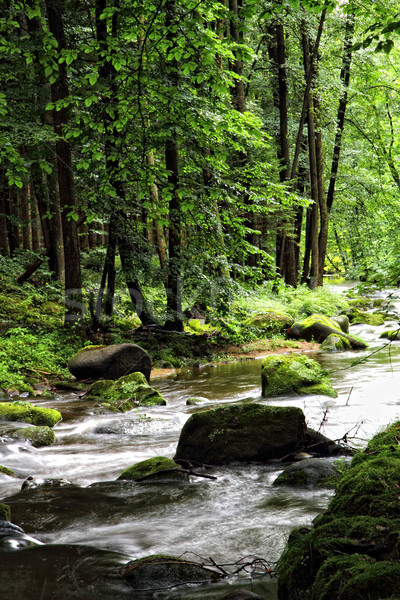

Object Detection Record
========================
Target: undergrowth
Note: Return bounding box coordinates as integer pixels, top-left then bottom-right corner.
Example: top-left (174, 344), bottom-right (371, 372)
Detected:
top-left (0, 251), bottom-right (352, 391)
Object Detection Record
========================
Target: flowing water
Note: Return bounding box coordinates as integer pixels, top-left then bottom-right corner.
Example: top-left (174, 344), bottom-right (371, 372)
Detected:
top-left (1, 285), bottom-right (400, 599)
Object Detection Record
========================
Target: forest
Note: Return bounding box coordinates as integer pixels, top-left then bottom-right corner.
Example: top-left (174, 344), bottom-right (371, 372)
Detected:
top-left (2, 3), bottom-right (400, 599)
top-left (1, 0), bottom-right (400, 332)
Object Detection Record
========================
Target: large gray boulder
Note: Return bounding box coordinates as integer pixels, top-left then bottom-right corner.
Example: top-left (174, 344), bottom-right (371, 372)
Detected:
top-left (174, 403), bottom-right (306, 465)
top-left (68, 343), bottom-right (151, 382)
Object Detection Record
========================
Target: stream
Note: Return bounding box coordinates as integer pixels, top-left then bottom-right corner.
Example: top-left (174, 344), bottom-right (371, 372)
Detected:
top-left (1, 285), bottom-right (400, 599)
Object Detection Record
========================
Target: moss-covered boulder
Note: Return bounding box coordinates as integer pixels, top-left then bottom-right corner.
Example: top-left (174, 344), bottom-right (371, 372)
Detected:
top-left (319, 334), bottom-right (351, 352)
top-left (244, 311), bottom-right (294, 336)
top-left (85, 372), bottom-right (166, 411)
top-left (186, 396), bottom-right (209, 406)
top-left (120, 555), bottom-right (221, 591)
top-left (0, 401), bottom-right (61, 427)
top-left (53, 381), bottom-right (87, 392)
top-left (288, 314), bottom-right (367, 349)
top-left (68, 343), bottom-right (151, 382)
top-left (0, 504), bottom-right (11, 520)
top-left (261, 354), bottom-right (337, 398)
top-left (117, 456), bottom-right (183, 481)
top-left (273, 458), bottom-right (340, 489)
top-left (174, 403), bottom-right (306, 465)
top-left (277, 421), bottom-right (400, 600)
top-left (380, 329), bottom-right (400, 341)
top-left (8, 426), bottom-right (56, 448)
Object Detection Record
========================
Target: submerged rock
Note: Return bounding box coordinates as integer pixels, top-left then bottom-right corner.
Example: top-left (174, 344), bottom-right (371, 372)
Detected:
top-left (221, 591), bottom-right (266, 600)
top-left (0, 520), bottom-right (43, 551)
top-left (85, 372), bottom-right (166, 410)
top-left (0, 543), bottom-right (133, 598)
top-left (8, 425), bottom-right (56, 448)
top-left (277, 421), bottom-right (400, 600)
top-left (120, 554), bottom-right (221, 591)
top-left (117, 456), bottom-right (184, 481)
top-left (288, 314), bottom-right (367, 349)
top-left (273, 458), bottom-right (340, 489)
top-left (174, 403), bottom-right (306, 465)
top-left (68, 343), bottom-right (151, 382)
top-left (304, 428), bottom-right (355, 457)
top-left (0, 401), bottom-right (61, 427)
top-left (261, 354), bottom-right (337, 398)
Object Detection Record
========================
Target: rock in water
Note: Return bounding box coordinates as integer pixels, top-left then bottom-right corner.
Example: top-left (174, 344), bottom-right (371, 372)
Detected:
top-left (174, 403), bottom-right (306, 465)
top-left (120, 555), bottom-right (221, 591)
top-left (68, 343), bottom-right (151, 382)
top-left (261, 354), bottom-right (337, 398)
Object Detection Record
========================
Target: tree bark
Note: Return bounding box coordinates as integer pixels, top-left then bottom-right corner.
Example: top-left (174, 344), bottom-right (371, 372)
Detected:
top-left (45, 0), bottom-right (82, 324)
top-left (326, 12), bottom-right (355, 213)
top-left (302, 25), bottom-right (319, 289)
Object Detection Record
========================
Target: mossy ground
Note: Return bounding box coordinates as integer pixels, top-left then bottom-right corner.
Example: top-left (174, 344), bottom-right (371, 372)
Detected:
top-left (0, 402), bottom-right (61, 427)
top-left (277, 422), bottom-right (400, 600)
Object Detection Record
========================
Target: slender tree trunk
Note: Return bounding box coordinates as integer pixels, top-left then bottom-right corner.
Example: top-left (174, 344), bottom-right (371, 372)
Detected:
top-left (163, 0), bottom-right (183, 331)
top-left (327, 12), bottom-right (355, 213)
top-left (5, 188), bottom-right (20, 255)
top-left (20, 183), bottom-right (31, 251)
top-left (45, 0), bottom-right (82, 323)
top-left (302, 26), bottom-right (319, 289)
top-left (95, 0), bottom-right (156, 327)
top-left (0, 172), bottom-right (8, 255)
top-left (314, 94), bottom-right (328, 285)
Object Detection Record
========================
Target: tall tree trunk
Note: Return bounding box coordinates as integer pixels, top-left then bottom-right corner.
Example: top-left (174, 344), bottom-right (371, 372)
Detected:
top-left (5, 188), bottom-right (20, 255)
top-left (267, 18), bottom-right (297, 285)
top-left (302, 25), bottom-right (319, 289)
top-left (163, 0), bottom-right (183, 331)
top-left (45, 0), bottom-right (82, 324)
top-left (95, 0), bottom-right (156, 327)
top-left (0, 172), bottom-right (9, 255)
top-left (327, 12), bottom-right (355, 213)
top-left (314, 94), bottom-right (328, 285)
top-left (20, 183), bottom-right (31, 251)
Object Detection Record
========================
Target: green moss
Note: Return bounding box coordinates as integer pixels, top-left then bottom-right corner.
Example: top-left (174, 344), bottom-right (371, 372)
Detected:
top-left (313, 555), bottom-right (400, 600)
top-left (0, 401), bottom-right (61, 427)
top-left (9, 425), bottom-right (56, 448)
top-left (0, 503), bottom-right (11, 520)
top-left (380, 329), bottom-right (400, 341)
top-left (244, 311), bottom-right (294, 335)
top-left (0, 465), bottom-right (15, 477)
top-left (86, 373), bottom-right (166, 411)
top-left (117, 456), bottom-right (181, 480)
top-left (320, 334), bottom-right (351, 352)
top-left (301, 314), bottom-right (339, 329)
top-left (319, 455), bottom-right (400, 522)
top-left (261, 354), bottom-right (337, 398)
top-left (278, 421), bottom-right (400, 599)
